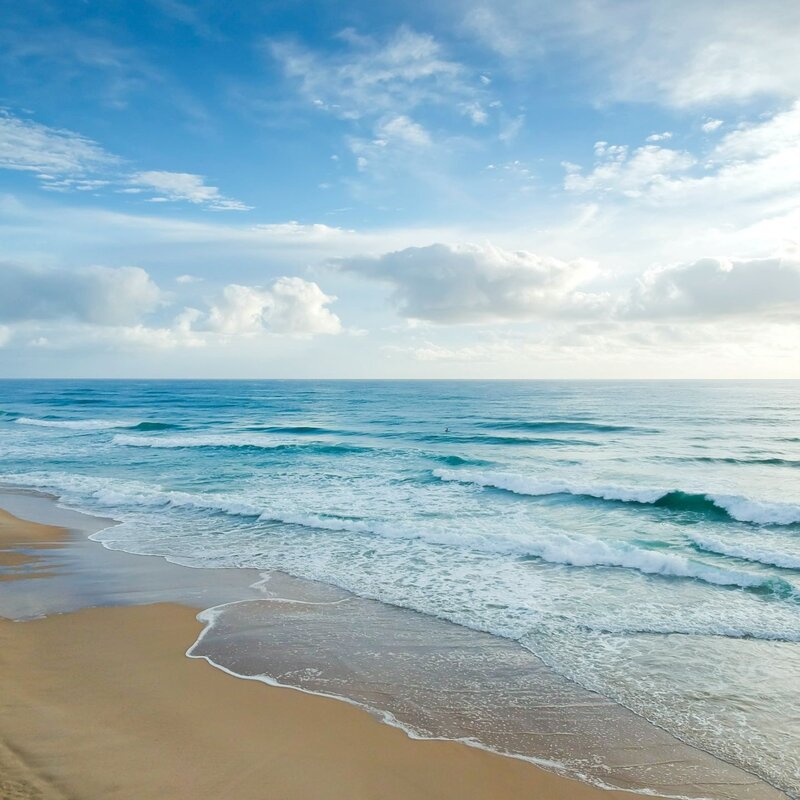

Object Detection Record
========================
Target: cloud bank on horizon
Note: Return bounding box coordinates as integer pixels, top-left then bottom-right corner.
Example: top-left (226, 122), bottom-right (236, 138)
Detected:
top-left (0, 0), bottom-right (798, 378)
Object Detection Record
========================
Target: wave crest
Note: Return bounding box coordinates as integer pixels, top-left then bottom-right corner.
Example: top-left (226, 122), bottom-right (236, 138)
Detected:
top-left (16, 417), bottom-right (132, 430)
top-left (433, 469), bottom-right (800, 525)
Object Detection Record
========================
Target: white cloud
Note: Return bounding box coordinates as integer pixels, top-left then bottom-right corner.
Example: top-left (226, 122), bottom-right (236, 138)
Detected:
top-left (646, 131), bottom-right (672, 142)
top-left (621, 256), bottom-right (800, 319)
top-left (462, 0), bottom-right (800, 107)
top-left (498, 113), bottom-right (524, 142)
top-left (270, 26), bottom-right (474, 120)
top-left (563, 103), bottom-right (800, 212)
top-left (0, 325), bottom-right (10, 347)
top-left (130, 171), bottom-right (251, 211)
top-left (338, 242), bottom-right (602, 323)
top-left (0, 263), bottom-right (162, 325)
top-left (0, 110), bottom-right (117, 183)
top-left (197, 278), bottom-right (342, 336)
top-left (374, 115), bottom-right (432, 147)
top-left (712, 103), bottom-right (800, 161)
top-left (702, 118), bottom-right (723, 133)
top-left (0, 110), bottom-right (249, 211)
top-left (564, 144), bottom-right (695, 197)
top-left (460, 102), bottom-right (488, 125)
top-left (347, 114), bottom-right (434, 174)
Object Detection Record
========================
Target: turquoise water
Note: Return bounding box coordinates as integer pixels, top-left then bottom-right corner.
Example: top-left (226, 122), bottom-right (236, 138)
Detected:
top-left (1, 380), bottom-right (799, 795)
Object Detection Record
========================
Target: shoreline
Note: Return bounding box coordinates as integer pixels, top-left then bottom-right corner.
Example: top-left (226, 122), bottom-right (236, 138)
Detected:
top-left (0, 500), bottom-right (640, 800)
top-left (0, 490), bottom-right (788, 799)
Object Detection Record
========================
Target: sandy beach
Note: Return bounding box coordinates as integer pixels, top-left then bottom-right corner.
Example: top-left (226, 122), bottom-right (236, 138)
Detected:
top-left (0, 505), bottom-right (644, 800)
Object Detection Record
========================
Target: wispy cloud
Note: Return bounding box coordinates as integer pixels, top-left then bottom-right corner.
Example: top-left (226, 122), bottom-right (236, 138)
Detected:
top-left (0, 110), bottom-right (117, 180)
top-left (130, 171), bottom-right (252, 211)
top-left (0, 110), bottom-right (250, 210)
top-left (462, 0), bottom-right (800, 108)
top-left (270, 26), bottom-right (476, 121)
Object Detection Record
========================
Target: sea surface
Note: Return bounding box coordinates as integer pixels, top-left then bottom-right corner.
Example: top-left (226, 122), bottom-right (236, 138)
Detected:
top-left (1, 380), bottom-right (799, 796)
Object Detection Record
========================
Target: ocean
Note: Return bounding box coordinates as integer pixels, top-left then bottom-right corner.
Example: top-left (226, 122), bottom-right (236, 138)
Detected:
top-left (1, 379), bottom-right (798, 796)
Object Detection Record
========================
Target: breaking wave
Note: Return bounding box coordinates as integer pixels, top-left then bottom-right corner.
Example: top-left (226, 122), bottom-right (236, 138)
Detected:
top-left (433, 469), bottom-right (800, 526)
top-left (690, 533), bottom-right (800, 570)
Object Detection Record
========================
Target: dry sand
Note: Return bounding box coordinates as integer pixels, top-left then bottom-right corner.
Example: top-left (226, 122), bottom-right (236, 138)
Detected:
top-left (0, 507), bottom-right (636, 800)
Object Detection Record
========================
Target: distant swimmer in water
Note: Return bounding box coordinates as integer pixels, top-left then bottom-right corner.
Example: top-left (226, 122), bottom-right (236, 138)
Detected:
top-left (445, 427), bottom-right (450, 432)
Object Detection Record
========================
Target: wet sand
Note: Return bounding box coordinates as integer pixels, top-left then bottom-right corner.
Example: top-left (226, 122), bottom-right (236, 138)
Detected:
top-left (0, 506), bottom-right (639, 800)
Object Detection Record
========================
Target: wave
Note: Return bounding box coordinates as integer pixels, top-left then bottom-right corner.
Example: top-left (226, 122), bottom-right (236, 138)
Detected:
top-left (15, 416), bottom-right (133, 430)
top-left (432, 454), bottom-right (492, 467)
top-left (6, 471), bottom-right (793, 602)
top-left (433, 469), bottom-right (800, 525)
top-left (111, 433), bottom-right (368, 455)
top-left (125, 421), bottom-right (181, 432)
top-left (680, 456), bottom-right (800, 468)
top-left (420, 434), bottom-right (601, 447)
top-left (247, 425), bottom-right (342, 435)
top-left (477, 420), bottom-right (642, 434)
top-left (14, 417), bottom-right (180, 433)
top-left (152, 506), bottom-right (800, 597)
top-left (690, 533), bottom-right (800, 570)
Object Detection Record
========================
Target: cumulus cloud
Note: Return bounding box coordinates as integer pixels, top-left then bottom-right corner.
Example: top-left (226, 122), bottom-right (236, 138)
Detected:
top-left (0, 263), bottom-right (162, 325)
top-left (338, 241), bottom-right (800, 329)
top-left (196, 277), bottom-right (342, 336)
top-left (130, 171), bottom-right (251, 211)
top-left (621, 256), bottom-right (800, 319)
top-left (338, 242), bottom-right (602, 323)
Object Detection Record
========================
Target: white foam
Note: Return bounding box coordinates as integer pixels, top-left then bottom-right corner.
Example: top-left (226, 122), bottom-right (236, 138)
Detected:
top-left (707, 495), bottom-right (800, 526)
top-left (690, 533), bottom-right (800, 570)
top-left (433, 469), bottom-right (800, 525)
top-left (433, 468), bottom-right (667, 503)
top-left (112, 433), bottom-right (286, 449)
top-left (3, 470), bottom-right (785, 595)
top-left (16, 417), bottom-right (132, 430)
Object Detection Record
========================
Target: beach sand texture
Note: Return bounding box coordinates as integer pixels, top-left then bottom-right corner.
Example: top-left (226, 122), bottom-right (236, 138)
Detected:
top-left (0, 507), bottom-right (637, 800)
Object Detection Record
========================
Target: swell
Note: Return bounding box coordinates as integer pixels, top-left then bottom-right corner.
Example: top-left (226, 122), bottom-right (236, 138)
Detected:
top-left (125, 421), bottom-right (181, 432)
top-left (676, 456), bottom-right (800, 468)
top-left (418, 434), bottom-right (602, 447)
top-left (433, 469), bottom-right (800, 526)
top-left (14, 417), bottom-right (179, 431)
top-left (243, 425), bottom-right (343, 435)
top-left (111, 433), bottom-right (489, 466)
top-left (111, 434), bottom-right (370, 455)
top-left (16, 416), bottom-right (133, 430)
top-left (476, 420), bottom-right (645, 434)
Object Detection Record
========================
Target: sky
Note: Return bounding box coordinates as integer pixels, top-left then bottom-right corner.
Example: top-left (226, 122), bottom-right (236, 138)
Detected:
top-left (1, 0), bottom-right (799, 378)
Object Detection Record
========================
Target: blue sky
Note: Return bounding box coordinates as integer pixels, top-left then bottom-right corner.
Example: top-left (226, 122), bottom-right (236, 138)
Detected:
top-left (1, 0), bottom-right (799, 377)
